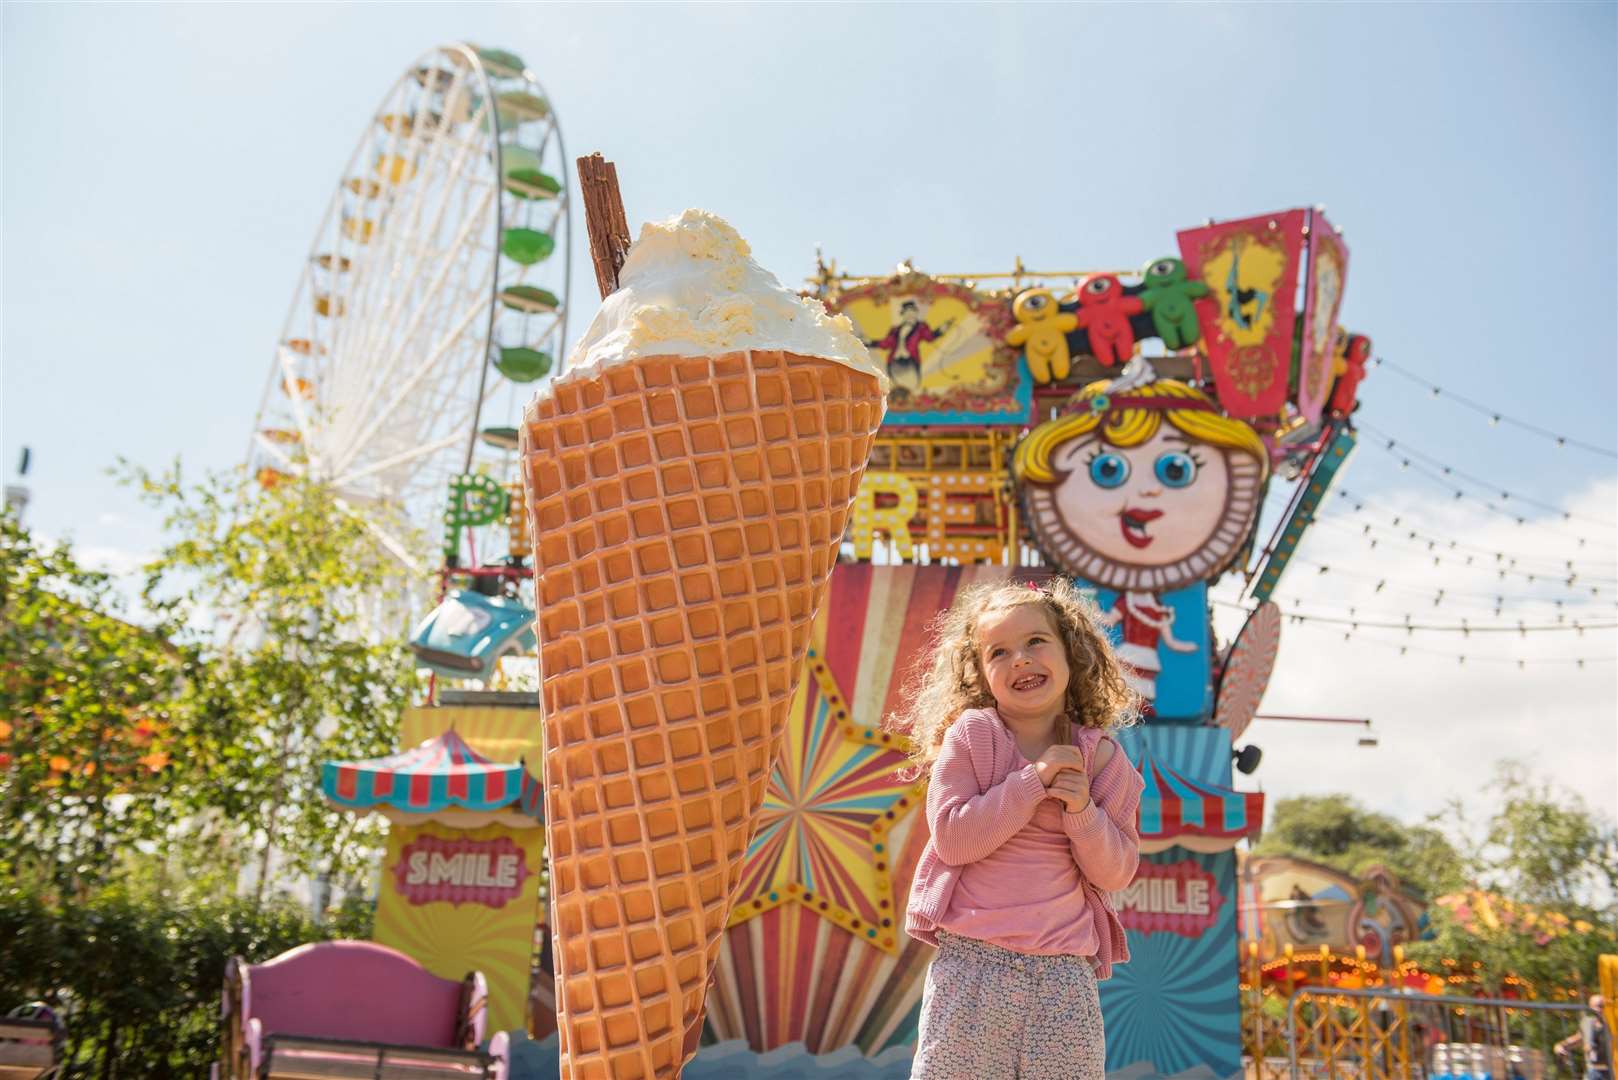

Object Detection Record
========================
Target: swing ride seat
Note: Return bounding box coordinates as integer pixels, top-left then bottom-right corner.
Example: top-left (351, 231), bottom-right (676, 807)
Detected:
top-left (408, 589), bottom-right (536, 681)
top-left (216, 941), bottom-right (507, 1080)
top-left (0, 1016), bottom-right (59, 1080)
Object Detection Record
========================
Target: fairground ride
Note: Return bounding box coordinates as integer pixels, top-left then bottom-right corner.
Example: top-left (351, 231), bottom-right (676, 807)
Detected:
top-left (249, 42), bottom-right (572, 584)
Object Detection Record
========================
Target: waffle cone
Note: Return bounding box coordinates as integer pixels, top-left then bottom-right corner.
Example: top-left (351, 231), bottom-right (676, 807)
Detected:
top-left (519, 350), bottom-right (883, 1079)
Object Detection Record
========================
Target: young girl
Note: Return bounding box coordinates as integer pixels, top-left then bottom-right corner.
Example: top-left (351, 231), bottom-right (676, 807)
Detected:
top-left (894, 577), bottom-right (1145, 1080)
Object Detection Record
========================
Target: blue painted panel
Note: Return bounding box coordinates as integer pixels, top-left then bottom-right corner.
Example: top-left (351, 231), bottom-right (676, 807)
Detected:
top-left (1082, 581), bottom-right (1212, 723)
top-left (1116, 725), bottom-right (1235, 787)
top-left (1100, 848), bottom-right (1241, 1078)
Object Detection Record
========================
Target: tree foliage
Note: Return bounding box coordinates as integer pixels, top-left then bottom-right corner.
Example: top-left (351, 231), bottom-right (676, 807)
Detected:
top-left (0, 512), bottom-right (190, 894)
top-left (4, 464), bottom-right (421, 904)
top-left (125, 462), bottom-right (421, 897)
top-left (1251, 792), bottom-right (1468, 901)
top-left (1406, 763), bottom-right (1618, 998)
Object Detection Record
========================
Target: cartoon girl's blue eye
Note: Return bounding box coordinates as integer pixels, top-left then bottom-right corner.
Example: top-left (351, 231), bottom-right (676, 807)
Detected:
top-left (1155, 451), bottom-right (1197, 488)
top-left (1089, 453), bottom-right (1130, 489)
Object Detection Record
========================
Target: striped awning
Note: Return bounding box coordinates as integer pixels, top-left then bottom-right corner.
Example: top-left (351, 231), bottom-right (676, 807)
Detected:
top-left (322, 730), bottom-right (540, 816)
top-left (1121, 731), bottom-right (1264, 852)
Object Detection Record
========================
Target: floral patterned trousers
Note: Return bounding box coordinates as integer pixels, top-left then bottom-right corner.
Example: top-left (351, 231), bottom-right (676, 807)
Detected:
top-left (911, 930), bottom-right (1105, 1080)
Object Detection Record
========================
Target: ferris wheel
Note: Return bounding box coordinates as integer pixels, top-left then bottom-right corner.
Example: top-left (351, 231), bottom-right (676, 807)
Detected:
top-left (250, 42), bottom-right (572, 572)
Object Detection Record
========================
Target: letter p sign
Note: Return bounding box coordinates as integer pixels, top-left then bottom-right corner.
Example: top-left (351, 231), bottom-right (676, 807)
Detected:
top-left (444, 473), bottom-right (510, 562)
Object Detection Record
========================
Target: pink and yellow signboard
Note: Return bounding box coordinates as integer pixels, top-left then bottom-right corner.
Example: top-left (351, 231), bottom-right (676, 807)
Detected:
top-left (374, 821), bottom-right (544, 1036)
top-left (362, 704), bottom-right (548, 1036)
top-left (1176, 210), bottom-right (1307, 420)
top-left (393, 832), bottom-right (535, 908)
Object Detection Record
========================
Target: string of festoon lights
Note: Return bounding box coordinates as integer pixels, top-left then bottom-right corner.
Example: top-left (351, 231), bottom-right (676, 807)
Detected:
top-left (1352, 421), bottom-right (1618, 539)
top-left (1368, 356), bottom-right (1618, 460)
top-left (1304, 513), bottom-right (1616, 593)
top-left (1253, 481), bottom-right (1614, 586)
top-left (1212, 597), bottom-right (1615, 635)
top-left (1270, 556), bottom-right (1618, 616)
top-left (1327, 488), bottom-right (1616, 576)
top-left (1212, 599), bottom-right (1617, 669)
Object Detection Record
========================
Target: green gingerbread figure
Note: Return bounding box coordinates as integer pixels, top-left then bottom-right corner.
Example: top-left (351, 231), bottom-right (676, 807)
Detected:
top-left (1139, 256), bottom-right (1209, 349)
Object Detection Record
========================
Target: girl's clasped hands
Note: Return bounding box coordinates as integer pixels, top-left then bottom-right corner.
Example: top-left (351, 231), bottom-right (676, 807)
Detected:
top-left (1034, 744), bottom-right (1092, 814)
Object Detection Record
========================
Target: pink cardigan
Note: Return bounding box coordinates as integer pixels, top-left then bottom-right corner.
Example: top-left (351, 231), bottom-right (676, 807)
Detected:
top-left (904, 707), bottom-right (1145, 979)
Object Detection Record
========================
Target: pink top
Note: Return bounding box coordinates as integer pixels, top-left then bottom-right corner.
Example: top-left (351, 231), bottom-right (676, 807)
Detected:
top-left (937, 751), bottom-right (1100, 957)
top-left (905, 708), bottom-right (1145, 978)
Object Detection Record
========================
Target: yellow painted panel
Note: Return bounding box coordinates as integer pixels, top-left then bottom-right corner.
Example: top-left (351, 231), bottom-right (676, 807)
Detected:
top-left (373, 821), bottom-right (544, 1035)
top-left (402, 706), bottom-right (542, 781)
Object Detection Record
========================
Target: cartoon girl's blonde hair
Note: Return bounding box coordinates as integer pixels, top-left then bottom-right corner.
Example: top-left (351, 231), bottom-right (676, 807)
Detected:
top-left (1015, 377), bottom-right (1270, 484)
top-left (886, 577), bottom-right (1139, 778)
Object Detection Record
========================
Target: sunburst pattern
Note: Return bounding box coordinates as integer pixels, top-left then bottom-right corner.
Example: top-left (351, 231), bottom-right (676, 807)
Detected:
top-left (1099, 849), bottom-right (1242, 1077)
top-left (728, 653), bottom-right (923, 953)
top-left (373, 821), bottom-right (544, 1035)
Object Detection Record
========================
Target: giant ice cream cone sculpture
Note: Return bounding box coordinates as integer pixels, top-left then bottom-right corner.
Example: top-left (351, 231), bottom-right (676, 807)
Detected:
top-left (519, 196), bottom-right (886, 1078)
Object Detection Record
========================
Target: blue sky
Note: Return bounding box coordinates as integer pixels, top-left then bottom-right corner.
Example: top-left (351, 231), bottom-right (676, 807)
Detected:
top-left (4, 3), bottom-right (1614, 823)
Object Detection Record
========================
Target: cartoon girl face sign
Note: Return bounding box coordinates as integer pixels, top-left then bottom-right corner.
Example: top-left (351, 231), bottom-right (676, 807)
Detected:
top-left (1014, 359), bottom-right (1269, 702)
top-left (1053, 425), bottom-right (1234, 573)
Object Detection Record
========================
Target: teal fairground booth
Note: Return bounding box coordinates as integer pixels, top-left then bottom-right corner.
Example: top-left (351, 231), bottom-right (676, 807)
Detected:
top-left (1102, 726), bottom-right (1264, 1078)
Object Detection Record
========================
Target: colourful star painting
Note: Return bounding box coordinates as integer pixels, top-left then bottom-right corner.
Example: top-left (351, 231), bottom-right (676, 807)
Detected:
top-left (728, 650), bottom-right (924, 954)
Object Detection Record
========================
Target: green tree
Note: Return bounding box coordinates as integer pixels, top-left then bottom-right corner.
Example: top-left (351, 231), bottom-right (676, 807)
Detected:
top-left (126, 463), bottom-right (422, 899)
top-left (0, 871), bottom-right (373, 1077)
top-left (1251, 793), bottom-right (1468, 901)
top-left (1407, 763), bottom-right (1618, 997)
top-left (1476, 762), bottom-right (1618, 910)
top-left (0, 512), bottom-right (191, 895)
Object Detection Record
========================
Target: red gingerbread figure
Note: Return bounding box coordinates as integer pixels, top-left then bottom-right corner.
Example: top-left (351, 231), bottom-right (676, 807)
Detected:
top-left (1329, 332), bottom-right (1372, 417)
top-left (1074, 273), bottom-right (1144, 368)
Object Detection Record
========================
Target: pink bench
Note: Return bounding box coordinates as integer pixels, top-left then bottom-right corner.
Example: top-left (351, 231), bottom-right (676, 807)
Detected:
top-left (0, 1015), bottom-right (61, 1080)
top-left (216, 940), bottom-right (509, 1079)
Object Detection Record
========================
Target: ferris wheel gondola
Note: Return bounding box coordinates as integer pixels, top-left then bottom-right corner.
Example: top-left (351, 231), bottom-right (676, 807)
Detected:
top-left (249, 42), bottom-right (572, 575)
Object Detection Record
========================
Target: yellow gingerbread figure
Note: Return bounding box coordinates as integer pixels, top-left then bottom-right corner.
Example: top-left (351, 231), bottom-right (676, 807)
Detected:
top-left (1006, 287), bottom-right (1078, 384)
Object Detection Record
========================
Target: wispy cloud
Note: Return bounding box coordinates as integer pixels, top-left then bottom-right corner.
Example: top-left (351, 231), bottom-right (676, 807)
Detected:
top-left (77, 543), bottom-right (151, 579)
top-left (1215, 474), bottom-right (1617, 829)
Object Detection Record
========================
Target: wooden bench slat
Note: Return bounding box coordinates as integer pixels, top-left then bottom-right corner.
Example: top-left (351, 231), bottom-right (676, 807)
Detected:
top-left (262, 1036), bottom-right (491, 1080)
top-left (0, 1066), bottom-right (55, 1080)
top-left (0, 1044), bottom-right (56, 1066)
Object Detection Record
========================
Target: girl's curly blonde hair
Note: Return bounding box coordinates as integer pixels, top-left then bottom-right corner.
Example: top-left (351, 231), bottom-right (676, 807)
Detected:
top-left (886, 577), bottom-right (1140, 777)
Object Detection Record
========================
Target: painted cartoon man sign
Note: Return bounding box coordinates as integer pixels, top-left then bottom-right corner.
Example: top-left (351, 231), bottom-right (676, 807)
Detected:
top-left (1014, 358), bottom-right (1268, 710)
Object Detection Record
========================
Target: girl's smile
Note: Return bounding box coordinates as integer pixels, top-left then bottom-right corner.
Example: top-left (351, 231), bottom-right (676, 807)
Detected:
top-left (976, 605), bottom-right (1071, 728)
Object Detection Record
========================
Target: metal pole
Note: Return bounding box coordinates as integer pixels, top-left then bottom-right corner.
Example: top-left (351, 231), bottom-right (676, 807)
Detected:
top-left (1396, 994), bottom-right (1412, 1080)
top-left (1288, 994), bottom-right (1304, 1080)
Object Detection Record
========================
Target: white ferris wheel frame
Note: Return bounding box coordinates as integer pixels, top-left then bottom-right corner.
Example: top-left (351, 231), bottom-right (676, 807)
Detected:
top-left (250, 42), bottom-right (571, 575)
